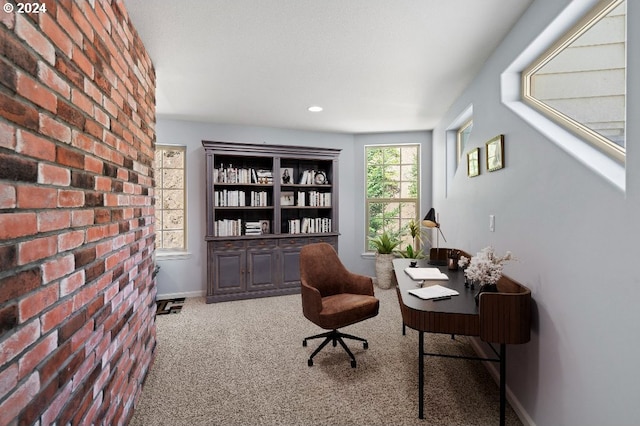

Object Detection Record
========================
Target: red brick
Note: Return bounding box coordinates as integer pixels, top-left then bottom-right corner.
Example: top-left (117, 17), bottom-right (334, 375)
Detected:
top-left (95, 176), bottom-right (112, 191)
top-left (42, 253), bottom-right (74, 283)
top-left (70, 319), bottom-right (94, 353)
top-left (40, 298), bottom-right (73, 333)
top-left (0, 91), bottom-right (39, 131)
top-left (16, 71), bottom-right (57, 112)
top-left (18, 235), bottom-right (57, 265)
top-left (37, 209), bottom-right (72, 232)
top-left (60, 270), bottom-right (85, 296)
top-left (39, 10), bottom-right (73, 57)
top-left (16, 130), bottom-right (56, 161)
top-left (16, 185), bottom-right (57, 208)
top-left (58, 230), bottom-right (85, 253)
top-left (85, 155), bottom-right (103, 174)
top-left (38, 62), bottom-right (71, 99)
top-left (38, 163), bottom-right (71, 186)
top-left (55, 54), bottom-right (83, 89)
top-left (0, 320), bottom-right (40, 365)
top-left (0, 212), bottom-right (37, 240)
top-left (15, 14), bottom-right (55, 65)
top-left (71, 209), bottom-right (94, 226)
top-left (84, 118), bottom-right (103, 140)
top-left (0, 372), bottom-right (40, 426)
top-left (0, 362), bottom-right (18, 401)
top-left (0, 267), bottom-right (41, 304)
top-left (94, 106), bottom-right (110, 128)
top-left (18, 284), bottom-right (59, 322)
top-left (56, 145), bottom-right (84, 169)
top-left (57, 98), bottom-right (87, 130)
top-left (41, 381), bottom-right (72, 426)
top-left (0, 121), bottom-right (17, 150)
top-left (40, 112), bottom-right (71, 143)
top-left (58, 189), bottom-right (85, 207)
top-left (56, 6), bottom-right (82, 45)
top-left (0, 183), bottom-right (16, 209)
top-left (84, 79), bottom-right (102, 104)
top-left (72, 45), bottom-right (94, 79)
top-left (71, 87), bottom-right (94, 116)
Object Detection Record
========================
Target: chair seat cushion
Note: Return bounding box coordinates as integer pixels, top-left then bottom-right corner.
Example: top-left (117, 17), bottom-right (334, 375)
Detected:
top-left (317, 293), bottom-right (380, 330)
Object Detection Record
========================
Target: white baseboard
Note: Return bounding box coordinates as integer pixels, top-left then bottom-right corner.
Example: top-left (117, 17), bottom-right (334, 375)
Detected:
top-left (469, 337), bottom-right (536, 426)
top-left (156, 290), bottom-right (205, 300)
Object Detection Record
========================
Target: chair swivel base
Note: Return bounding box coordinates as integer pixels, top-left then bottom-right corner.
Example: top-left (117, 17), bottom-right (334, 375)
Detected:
top-left (303, 329), bottom-right (369, 368)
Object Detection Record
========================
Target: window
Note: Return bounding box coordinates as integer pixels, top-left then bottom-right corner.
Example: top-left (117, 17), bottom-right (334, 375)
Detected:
top-left (155, 145), bottom-right (186, 251)
top-left (365, 144), bottom-right (420, 251)
top-left (522, 0), bottom-right (626, 162)
top-left (456, 119), bottom-right (474, 164)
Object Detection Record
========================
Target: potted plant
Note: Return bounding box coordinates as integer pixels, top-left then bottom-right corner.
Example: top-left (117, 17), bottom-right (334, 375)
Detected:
top-left (369, 231), bottom-right (401, 289)
top-left (395, 219), bottom-right (428, 260)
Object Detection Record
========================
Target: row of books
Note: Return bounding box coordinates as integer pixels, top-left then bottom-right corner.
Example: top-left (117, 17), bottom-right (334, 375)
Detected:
top-left (287, 217), bottom-right (332, 234)
top-left (214, 219), bottom-right (270, 236)
top-left (214, 190), bottom-right (269, 207)
top-left (214, 166), bottom-right (273, 184)
top-left (281, 191), bottom-right (331, 207)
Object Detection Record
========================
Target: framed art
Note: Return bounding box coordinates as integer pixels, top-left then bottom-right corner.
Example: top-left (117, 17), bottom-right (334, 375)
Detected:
top-left (485, 135), bottom-right (505, 172)
top-left (280, 191), bottom-right (294, 206)
top-left (467, 148), bottom-right (480, 177)
top-left (281, 167), bottom-right (293, 184)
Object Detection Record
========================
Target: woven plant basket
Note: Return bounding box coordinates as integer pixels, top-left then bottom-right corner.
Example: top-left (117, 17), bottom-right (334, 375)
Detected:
top-left (375, 253), bottom-right (396, 289)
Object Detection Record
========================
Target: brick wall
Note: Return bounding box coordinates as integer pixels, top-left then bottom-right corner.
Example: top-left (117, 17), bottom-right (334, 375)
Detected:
top-left (0, 1), bottom-right (157, 425)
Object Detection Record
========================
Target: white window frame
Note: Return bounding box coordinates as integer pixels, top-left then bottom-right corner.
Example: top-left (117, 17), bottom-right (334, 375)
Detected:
top-left (364, 143), bottom-right (420, 252)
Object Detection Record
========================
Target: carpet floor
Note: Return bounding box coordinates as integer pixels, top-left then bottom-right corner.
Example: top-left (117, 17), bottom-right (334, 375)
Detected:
top-left (129, 287), bottom-right (522, 425)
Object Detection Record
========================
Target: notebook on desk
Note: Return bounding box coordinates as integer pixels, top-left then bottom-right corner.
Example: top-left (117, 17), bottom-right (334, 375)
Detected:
top-left (408, 284), bottom-right (459, 300)
top-left (404, 267), bottom-right (449, 281)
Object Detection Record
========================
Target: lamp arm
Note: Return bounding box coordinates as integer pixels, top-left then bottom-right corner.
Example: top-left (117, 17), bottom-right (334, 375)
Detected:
top-left (437, 227), bottom-right (447, 243)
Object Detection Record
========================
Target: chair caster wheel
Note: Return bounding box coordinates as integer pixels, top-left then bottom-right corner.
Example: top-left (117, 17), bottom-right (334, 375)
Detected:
top-left (302, 340), bottom-right (307, 347)
top-left (363, 342), bottom-right (368, 349)
top-left (351, 360), bottom-right (357, 368)
top-left (308, 359), bottom-right (313, 367)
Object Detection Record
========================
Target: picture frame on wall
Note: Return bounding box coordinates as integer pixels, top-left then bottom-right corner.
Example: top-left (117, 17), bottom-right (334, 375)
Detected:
top-left (467, 148), bottom-right (480, 177)
top-left (486, 135), bottom-right (505, 172)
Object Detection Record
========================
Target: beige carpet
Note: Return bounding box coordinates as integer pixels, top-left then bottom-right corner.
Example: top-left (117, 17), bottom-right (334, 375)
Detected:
top-left (130, 287), bottom-right (522, 425)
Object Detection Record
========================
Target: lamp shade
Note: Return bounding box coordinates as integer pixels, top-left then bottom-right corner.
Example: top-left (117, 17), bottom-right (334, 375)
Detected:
top-left (422, 208), bottom-right (439, 228)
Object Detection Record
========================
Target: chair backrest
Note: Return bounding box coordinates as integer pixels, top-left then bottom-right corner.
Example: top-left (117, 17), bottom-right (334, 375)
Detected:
top-left (299, 243), bottom-right (351, 297)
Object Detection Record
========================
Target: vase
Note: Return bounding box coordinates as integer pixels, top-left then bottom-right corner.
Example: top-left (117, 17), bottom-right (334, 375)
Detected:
top-left (375, 253), bottom-right (396, 289)
top-left (474, 283), bottom-right (498, 305)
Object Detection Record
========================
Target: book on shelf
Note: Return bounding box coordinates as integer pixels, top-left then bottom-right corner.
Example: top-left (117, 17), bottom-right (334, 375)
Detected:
top-left (297, 169), bottom-right (328, 185)
top-left (287, 217), bottom-right (332, 234)
top-left (214, 165), bottom-right (272, 184)
top-left (214, 218), bottom-right (243, 237)
top-left (214, 190), bottom-right (246, 207)
top-left (250, 191), bottom-right (268, 207)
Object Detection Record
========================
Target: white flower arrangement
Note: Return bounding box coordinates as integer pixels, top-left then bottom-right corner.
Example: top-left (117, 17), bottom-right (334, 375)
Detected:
top-left (458, 246), bottom-right (514, 285)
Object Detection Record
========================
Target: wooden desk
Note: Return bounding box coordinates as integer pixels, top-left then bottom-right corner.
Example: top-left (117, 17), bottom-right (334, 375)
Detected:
top-left (394, 257), bottom-right (531, 425)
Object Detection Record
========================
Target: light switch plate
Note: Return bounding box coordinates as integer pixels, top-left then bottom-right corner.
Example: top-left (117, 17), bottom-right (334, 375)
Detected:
top-left (489, 215), bottom-right (495, 232)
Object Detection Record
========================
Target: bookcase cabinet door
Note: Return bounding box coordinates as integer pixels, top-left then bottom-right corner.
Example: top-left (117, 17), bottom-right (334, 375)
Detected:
top-left (212, 248), bottom-right (246, 294)
top-left (247, 241), bottom-right (278, 292)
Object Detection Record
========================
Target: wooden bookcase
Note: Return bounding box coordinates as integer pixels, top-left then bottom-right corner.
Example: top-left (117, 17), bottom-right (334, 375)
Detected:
top-left (202, 141), bottom-right (341, 303)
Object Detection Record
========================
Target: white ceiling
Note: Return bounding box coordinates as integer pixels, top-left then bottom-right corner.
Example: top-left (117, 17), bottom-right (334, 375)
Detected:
top-left (124, 0), bottom-right (532, 134)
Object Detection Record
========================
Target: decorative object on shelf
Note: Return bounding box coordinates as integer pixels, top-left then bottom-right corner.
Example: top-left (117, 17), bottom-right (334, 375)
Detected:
top-left (422, 208), bottom-right (447, 265)
top-left (369, 232), bottom-right (401, 289)
top-left (281, 191), bottom-right (295, 206)
top-left (458, 246), bottom-right (515, 304)
top-left (281, 167), bottom-right (293, 184)
top-left (467, 148), bottom-right (480, 177)
top-left (447, 249), bottom-right (460, 270)
top-left (259, 220), bottom-right (270, 234)
top-left (485, 134), bottom-right (505, 172)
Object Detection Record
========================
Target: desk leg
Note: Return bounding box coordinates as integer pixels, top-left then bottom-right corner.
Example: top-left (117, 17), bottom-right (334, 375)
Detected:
top-left (500, 344), bottom-right (506, 426)
top-left (419, 331), bottom-right (424, 419)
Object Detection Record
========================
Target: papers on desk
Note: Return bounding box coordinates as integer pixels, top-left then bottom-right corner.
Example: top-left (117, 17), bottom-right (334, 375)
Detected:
top-left (404, 267), bottom-right (449, 281)
top-left (408, 285), bottom-right (459, 300)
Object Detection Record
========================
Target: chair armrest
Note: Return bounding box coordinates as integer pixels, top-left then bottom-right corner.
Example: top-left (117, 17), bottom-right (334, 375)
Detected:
top-left (343, 272), bottom-right (375, 296)
top-left (301, 280), bottom-right (323, 322)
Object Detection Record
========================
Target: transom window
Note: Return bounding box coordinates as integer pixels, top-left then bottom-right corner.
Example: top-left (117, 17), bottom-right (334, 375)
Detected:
top-left (155, 145), bottom-right (187, 251)
top-left (523, 0), bottom-right (626, 162)
top-left (457, 120), bottom-right (474, 164)
top-left (365, 144), bottom-right (420, 251)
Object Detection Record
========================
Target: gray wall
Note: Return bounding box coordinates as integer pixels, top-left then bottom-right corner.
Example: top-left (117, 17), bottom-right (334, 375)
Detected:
top-left (432, 0), bottom-right (639, 424)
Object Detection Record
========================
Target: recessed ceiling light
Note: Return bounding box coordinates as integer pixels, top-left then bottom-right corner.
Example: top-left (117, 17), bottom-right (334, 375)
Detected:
top-left (308, 106), bottom-right (323, 112)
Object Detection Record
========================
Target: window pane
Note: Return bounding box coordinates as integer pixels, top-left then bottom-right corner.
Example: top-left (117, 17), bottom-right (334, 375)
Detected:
top-left (155, 145), bottom-right (186, 250)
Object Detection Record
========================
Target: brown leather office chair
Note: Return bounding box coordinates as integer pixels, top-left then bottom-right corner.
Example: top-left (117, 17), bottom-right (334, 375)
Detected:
top-left (300, 243), bottom-right (380, 368)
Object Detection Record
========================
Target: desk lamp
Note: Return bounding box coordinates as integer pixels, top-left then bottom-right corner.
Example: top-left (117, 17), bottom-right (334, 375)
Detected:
top-left (423, 208), bottom-right (447, 265)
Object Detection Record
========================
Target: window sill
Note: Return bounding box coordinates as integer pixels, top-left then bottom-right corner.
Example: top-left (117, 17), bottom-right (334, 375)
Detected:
top-left (156, 251), bottom-right (192, 261)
